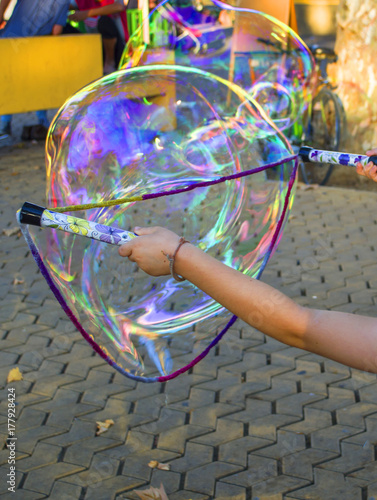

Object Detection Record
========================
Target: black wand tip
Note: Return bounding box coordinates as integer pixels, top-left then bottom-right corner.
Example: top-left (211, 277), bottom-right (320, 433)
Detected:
top-left (18, 202), bottom-right (46, 226)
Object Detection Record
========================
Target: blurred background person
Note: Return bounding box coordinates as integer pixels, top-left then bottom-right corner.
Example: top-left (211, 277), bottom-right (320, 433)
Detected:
top-left (69, 0), bottom-right (131, 74)
top-left (0, 0), bottom-right (71, 140)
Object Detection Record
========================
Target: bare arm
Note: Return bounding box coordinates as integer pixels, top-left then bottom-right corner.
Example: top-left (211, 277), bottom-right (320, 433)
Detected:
top-left (52, 24), bottom-right (63, 36)
top-left (119, 227), bottom-right (377, 373)
top-left (69, 2), bottom-right (127, 22)
top-left (0, 0), bottom-right (11, 26)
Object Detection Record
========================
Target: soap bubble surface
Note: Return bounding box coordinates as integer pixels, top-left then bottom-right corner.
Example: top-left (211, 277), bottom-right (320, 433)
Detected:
top-left (31, 65), bottom-right (296, 378)
top-left (121, 0), bottom-right (315, 142)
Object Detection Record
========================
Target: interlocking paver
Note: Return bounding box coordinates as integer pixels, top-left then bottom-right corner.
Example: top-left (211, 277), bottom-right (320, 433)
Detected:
top-left (221, 454), bottom-right (277, 487)
top-left (15, 442), bottom-right (61, 472)
top-left (285, 468), bottom-right (363, 500)
top-left (249, 414), bottom-right (300, 440)
top-left (62, 454), bottom-right (119, 487)
top-left (23, 462), bottom-right (85, 494)
top-left (149, 468), bottom-right (181, 494)
top-left (31, 388), bottom-right (100, 429)
top-left (219, 435), bottom-right (272, 465)
top-left (0, 490), bottom-right (45, 500)
top-left (343, 414), bottom-right (377, 446)
top-left (2, 144), bottom-right (377, 498)
top-left (282, 448), bottom-right (338, 480)
top-left (282, 407), bottom-right (332, 434)
top-left (310, 424), bottom-right (364, 453)
top-left (276, 391), bottom-right (326, 417)
top-left (224, 398), bottom-right (271, 423)
top-left (85, 475), bottom-right (146, 499)
top-left (215, 481), bottom-right (247, 500)
top-left (255, 429), bottom-right (306, 459)
top-left (170, 442), bottom-right (213, 473)
top-left (185, 461), bottom-right (243, 495)
top-left (158, 424), bottom-right (212, 453)
top-left (251, 475), bottom-right (311, 500)
top-left (48, 481), bottom-right (83, 500)
top-left (64, 436), bottom-right (124, 467)
top-left (192, 418), bottom-right (243, 447)
top-left (336, 402), bottom-right (377, 427)
top-left (308, 386), bottom-right (356, 412)
top-left (168, 491), bottom-right (209, 500)
top-left (120, 449), bottom-right (179, 481)
top-left (189, 401), bottom-right (238, 427)
top-left (318, 441), bottom-right (375, 474)
top-left (348, 461), bottom-right (377, 487)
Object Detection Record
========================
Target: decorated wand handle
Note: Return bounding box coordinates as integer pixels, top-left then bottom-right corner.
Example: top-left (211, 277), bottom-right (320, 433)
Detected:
top-left (17, 202), bottom-right (136, 246)
top-left (299, 146), bottom-right (377, 167)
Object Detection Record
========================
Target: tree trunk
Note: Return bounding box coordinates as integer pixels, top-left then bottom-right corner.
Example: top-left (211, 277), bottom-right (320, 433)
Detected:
top-left (331, 0), bottom-right (377, 153)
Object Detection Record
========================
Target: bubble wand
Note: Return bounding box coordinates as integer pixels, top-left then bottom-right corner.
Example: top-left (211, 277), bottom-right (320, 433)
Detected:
top-left (299, 146), bottom-right (377, 167)
top-left (17, 202), bottom-right (137, 245)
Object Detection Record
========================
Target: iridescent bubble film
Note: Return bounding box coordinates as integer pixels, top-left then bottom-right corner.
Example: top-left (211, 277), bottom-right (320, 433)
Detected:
top-left (31, 65), bottom-right (296, 378)
top-left (121, 0), bottom-right (315, 143)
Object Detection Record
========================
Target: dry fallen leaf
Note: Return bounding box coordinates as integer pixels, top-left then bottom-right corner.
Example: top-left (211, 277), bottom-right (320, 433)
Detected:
top-left (7, 367), bottom-right (23, 383)
top-left (12, 278), bottom-right (24, 285)
top-left (95, 419), bottom-right (114, 435)
top-left (298, 183), bottom-right (319, 191)
top-left (134, 483), bottom-right (169, 500)
top-left (148, 461), bottom-right (171, 471)
top-left (2, 227), bottom-right (21, 237)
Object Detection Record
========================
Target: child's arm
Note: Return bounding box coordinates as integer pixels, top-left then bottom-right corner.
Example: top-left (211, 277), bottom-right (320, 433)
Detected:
top-left (119, 226), bottom-right (377, 373)
top-left (69, 2), bottom-right (127, 22)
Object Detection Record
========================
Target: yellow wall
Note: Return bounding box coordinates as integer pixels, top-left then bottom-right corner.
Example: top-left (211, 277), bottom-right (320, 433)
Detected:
top-left (0, 34), bottom-right (103, 115)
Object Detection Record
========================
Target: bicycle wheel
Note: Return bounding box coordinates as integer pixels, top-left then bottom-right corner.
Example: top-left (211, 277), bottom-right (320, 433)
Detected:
top-left (301, 87), bottom-right (346, 185)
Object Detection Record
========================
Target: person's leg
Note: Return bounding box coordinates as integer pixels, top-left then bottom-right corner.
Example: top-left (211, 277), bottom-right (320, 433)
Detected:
top-left (114, 37), bottom-right (125, 68)
top-left (36, 110), bottom-right (49, 128)
top-left (0, 114), bottom-right (12, 138)
top-left (97, 16), bottom-right (123, 73)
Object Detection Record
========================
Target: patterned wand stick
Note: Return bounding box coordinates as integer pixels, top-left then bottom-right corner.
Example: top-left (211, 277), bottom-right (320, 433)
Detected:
top-left (17, 202), bottom-right (137, 246)
top-left (299, 146), bottom-right (377, 167)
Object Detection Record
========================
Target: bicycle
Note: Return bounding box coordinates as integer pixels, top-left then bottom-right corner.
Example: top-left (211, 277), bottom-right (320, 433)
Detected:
top-left (235, 39), bottom-right (346, 186)
top-left (299, 46), bottom-right (347, 185)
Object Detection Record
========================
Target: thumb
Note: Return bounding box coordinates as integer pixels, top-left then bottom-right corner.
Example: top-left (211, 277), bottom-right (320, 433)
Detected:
top-left (133, 226), bottom-right (158, 236)
top-left (118, 240), bottom-right (134, 257)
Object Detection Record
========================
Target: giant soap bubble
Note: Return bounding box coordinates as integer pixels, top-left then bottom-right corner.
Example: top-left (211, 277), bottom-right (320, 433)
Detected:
top-left (28, 65), bottom-right (297, 381)
top-left (121, 0), bottom-right (315, 143)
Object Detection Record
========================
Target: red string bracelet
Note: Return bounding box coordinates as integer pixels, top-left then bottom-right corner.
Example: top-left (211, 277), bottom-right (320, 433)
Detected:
top-left (166, 237), bottom-right (190, 282)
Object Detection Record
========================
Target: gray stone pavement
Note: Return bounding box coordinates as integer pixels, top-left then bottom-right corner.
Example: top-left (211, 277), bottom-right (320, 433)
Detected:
top-left (1, 143), bottom-right (377, 500)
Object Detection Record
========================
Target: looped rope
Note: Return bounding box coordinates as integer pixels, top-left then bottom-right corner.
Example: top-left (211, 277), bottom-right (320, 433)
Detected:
top-left (49, 154), bottom-right (297, 213)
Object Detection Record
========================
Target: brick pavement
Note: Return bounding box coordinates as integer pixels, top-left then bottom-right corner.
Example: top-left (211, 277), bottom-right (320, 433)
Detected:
top-left (1, 143), bottom-right (377, 499)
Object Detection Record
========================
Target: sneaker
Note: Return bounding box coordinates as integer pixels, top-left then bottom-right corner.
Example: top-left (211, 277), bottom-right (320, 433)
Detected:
top-left (30, 124), bottom-right (48, 141)
top-left (103, 63), bottom-right (116, 75)
top-left (0, 124), bottom-right (11, 141)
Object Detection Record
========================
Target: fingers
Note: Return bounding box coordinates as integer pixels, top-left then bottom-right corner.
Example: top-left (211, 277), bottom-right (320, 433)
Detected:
top-left (118, 226), bottom-right (161, 257)
top-left (366, 161), bottom-right (377, 181)
top-left (366, 148), bottom-right (377, 156)
top-left (118, 241), bottom-right (133, 257)
top-left (356, 162), bottom-right (364, 176)
top-left (356, 160), bottom-right (377, 181)
top-left (133, 226), bottom-right (158, 236)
